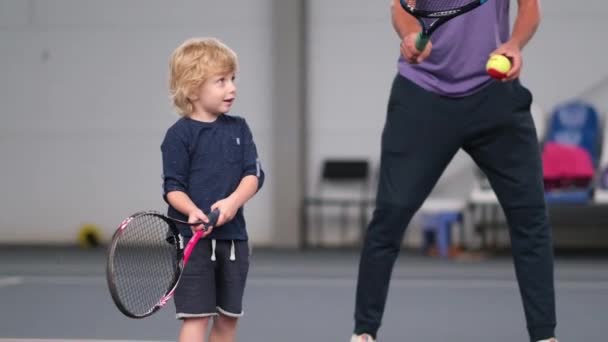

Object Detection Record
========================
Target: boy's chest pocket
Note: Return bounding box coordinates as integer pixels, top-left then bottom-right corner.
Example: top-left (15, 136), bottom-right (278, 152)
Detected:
top-left (221, 135), bottom-right (243, 163)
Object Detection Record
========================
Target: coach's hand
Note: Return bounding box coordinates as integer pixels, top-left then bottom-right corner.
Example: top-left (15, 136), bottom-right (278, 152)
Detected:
top-left (211, 197), bottom-right (239, 227)
top-left (491, 41), bottom-right (522, 81)
top-left (401, 32), bottom-right (432, 64)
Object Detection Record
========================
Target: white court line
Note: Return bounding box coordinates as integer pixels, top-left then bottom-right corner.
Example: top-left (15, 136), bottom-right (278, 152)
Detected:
top-left (0, 277), bottom-right (23, 288)
top-left (12, 275), bottom-right (608, 290)
top-left (3, 263), bottom-right (607, 277)
top-left (248, 277), bottom-right (608, 290)
top-left (0, 340), bottom-right (171, 342)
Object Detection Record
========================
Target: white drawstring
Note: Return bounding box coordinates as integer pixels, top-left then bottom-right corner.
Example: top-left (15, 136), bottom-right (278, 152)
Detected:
top-left (229, 240), bottom-right (236, 261)
top-left (210, 240), bottom-right (236, 261)
top-left (211, 239), bottom-right (217, 261)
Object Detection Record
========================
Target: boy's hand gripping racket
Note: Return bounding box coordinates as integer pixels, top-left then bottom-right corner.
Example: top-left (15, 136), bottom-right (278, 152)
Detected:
top-left (399, 0), bottom-right (489, 51)
top-left (106, 209), bottom-right (220, 318)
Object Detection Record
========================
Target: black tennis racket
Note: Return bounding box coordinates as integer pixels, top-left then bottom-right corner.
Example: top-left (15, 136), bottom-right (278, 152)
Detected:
top-left (399, 0), bottom-right (489, 51)
top-left (106, 209), bottom-right (219, 318)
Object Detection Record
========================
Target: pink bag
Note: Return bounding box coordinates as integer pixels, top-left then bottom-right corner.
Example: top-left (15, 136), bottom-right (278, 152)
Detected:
top-left (542, 142), bottom-right (594, 190)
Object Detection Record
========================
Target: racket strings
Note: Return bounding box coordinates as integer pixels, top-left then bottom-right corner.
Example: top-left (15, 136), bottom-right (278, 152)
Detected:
top-left (111, 214), bottom-right (179, 316)
top-left (406, 0), bottom-right (477, 12)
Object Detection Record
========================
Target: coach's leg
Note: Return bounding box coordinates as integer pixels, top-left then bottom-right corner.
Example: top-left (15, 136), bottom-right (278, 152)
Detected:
top-left (354, 75), bottom-right (462, 338)
top-left (464, 80), bottom-right (556, 341)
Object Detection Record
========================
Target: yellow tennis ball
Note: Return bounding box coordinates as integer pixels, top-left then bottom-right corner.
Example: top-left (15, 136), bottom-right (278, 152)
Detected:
top-left (486, 54), bottom-right (511, 79)
top-left (77, 223), bottom-right (102, 248)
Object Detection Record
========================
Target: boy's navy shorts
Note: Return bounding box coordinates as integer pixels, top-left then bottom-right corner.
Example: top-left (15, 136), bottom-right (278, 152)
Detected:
top-left (174, 238), bottom-right (250, 319)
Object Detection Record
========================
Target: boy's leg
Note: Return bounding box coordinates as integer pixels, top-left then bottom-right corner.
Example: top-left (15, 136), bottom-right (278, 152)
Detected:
top-left (210, 315), bottom-right (238, 342)
top-left (463, 80), bottom-right (556, 341)
top-left (179, 317), bottom-right (211, 342)
top-left (174, 239), bottom-right (218, 341)
top-left (354, 75), bottom-right (463, 338)
top-left (213, 240), bottom-right (249, 342)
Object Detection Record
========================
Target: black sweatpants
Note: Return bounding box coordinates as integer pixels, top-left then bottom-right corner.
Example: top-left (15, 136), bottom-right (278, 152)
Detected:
top-left (354, 74), bottom-right (556, 341)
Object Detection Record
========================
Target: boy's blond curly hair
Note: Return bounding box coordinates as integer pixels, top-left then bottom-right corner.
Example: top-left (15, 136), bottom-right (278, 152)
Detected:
top-left (169, 38), bottom-right (237, 115)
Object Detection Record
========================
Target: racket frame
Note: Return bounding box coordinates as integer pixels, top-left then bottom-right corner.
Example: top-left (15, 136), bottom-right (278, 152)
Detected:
top-left (399, 0), bottom-right (489, 51)
top-left (106, 210), bottom-right (219, 319)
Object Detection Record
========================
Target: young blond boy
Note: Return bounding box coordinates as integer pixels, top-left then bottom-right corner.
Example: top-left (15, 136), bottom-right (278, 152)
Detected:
top-left (162, 37), bottom-right (264, 342)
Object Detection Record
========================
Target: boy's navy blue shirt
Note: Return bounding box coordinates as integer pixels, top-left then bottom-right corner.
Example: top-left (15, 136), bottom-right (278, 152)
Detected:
top-left (161, 114), bottom-right (264, 240)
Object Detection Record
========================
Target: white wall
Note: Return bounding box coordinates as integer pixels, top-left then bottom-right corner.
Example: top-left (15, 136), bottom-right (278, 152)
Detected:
top-left (306, 0), bottom-right (396, 200)
top-left (523, 1), bottom-right (608, 110)
top-left (0, 0), bottom-right (274, 244)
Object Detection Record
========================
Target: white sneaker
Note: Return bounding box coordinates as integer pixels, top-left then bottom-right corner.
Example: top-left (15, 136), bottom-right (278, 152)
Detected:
top-left (351, 334), bottom-right (375, 342)
top-left (350, 334), bottom-right (555, 342)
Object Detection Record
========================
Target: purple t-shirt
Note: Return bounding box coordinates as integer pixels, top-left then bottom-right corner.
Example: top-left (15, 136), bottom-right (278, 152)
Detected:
top-left (398, 0), bottom-right (510, 97)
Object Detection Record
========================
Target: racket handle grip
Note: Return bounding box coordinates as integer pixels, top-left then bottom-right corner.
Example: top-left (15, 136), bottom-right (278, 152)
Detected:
top-left (206, 209), bottom-right (220, 228)
top-left (415, 32), bottom-right (429, 52)
top-left (176, 209), bottom-right (220, 229)
top-left (182, 209), bottom-right (220, 265)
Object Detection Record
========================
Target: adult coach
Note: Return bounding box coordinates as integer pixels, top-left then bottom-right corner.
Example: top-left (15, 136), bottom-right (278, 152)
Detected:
top-left (351, 1), bottom-right (558, 341)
